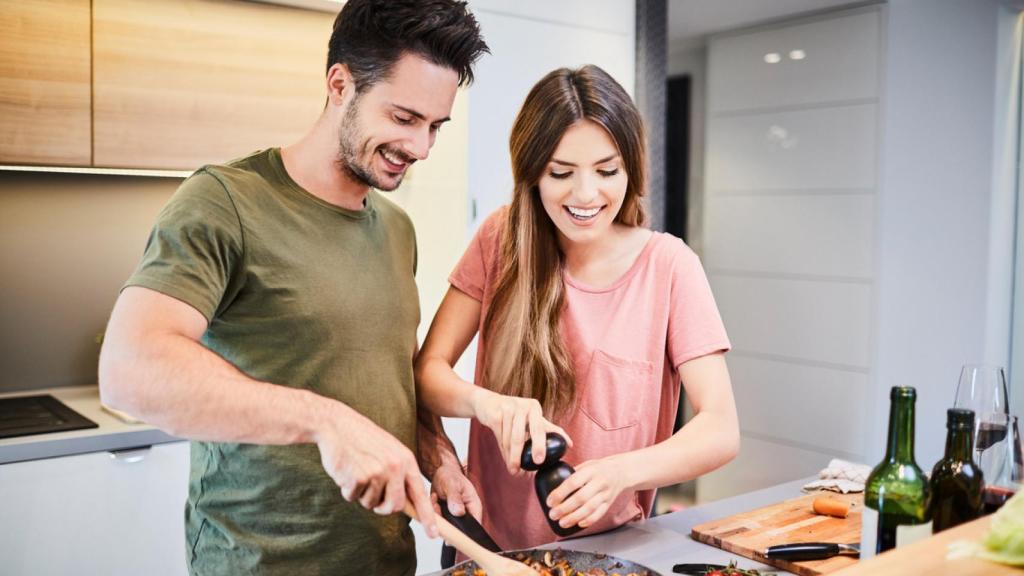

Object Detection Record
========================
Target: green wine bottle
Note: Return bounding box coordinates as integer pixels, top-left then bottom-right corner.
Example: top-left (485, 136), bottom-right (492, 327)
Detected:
top-left (930, 408), bottom-right (984, 532)
top-left (861, 387), bottom-right (932, 558)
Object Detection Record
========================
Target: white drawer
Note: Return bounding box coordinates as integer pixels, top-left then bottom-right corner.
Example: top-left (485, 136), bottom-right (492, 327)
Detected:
top-left (729, 354), bottom-right (868, 455)
top-left (0, 442), bottom-right (190, 576)
top-left (697, 435), bottom-right (839, 502)
top-left (707, 103), bottom-right (878, 191)
top-left (705, 193), bottom-right (875, 278)
top-left (709, 8), bottom-right (881, 113)
top-left (709, 273), bottom-right (873, 368)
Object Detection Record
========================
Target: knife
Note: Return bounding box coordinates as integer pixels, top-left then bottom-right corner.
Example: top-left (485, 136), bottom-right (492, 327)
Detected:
top-left (764, 542), bottom-right (860, 561)
top-left (672, 563), bottom-right (731, 575)
top-left (437, 498), bottom-right (501, 569)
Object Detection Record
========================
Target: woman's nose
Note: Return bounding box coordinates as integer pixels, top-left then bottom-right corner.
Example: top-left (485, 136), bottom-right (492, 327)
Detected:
top-left (573, 174), bottom-right (601, 204)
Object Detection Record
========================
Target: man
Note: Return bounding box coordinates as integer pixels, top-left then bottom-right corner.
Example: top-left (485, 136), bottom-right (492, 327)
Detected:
top-left (98, 1), bottom-right (488, 574)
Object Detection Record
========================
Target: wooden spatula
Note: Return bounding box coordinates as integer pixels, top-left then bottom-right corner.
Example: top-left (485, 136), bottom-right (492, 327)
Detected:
top-left (403, 503), bottom-right (539, 575)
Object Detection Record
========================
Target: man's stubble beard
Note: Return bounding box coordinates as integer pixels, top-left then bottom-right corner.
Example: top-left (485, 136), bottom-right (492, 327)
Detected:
top-left (336, 96), bottom-right (404, 192)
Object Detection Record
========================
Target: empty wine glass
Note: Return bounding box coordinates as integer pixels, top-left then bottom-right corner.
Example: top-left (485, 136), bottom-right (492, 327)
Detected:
top-left (953, 365), bottom-right (1010, 467)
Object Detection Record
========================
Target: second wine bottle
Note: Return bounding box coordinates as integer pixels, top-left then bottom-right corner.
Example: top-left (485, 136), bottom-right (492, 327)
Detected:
top-left (930, 408), bottom-right (984, 532)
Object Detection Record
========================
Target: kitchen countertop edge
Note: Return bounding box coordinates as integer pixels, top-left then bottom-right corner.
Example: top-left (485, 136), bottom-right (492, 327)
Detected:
top-left (0, 385), bottom-right (183, 465)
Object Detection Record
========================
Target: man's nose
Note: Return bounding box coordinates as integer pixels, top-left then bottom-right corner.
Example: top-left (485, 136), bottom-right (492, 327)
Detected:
top-left (406, 126), bottom-right (431, 161)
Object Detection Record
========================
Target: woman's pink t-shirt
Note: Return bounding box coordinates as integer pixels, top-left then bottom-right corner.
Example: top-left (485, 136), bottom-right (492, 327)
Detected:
top-left (447, 207), bottom-right (730, 550)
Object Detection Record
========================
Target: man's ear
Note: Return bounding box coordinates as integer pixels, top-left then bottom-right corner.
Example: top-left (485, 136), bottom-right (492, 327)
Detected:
top-left (326, 63), bottom-right (355, 106)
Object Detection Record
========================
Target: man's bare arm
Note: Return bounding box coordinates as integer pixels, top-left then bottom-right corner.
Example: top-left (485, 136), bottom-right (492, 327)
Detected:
top-left (99, 286), bottom-right (438, 534)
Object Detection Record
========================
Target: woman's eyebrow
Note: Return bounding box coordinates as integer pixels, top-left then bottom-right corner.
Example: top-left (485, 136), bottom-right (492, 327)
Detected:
top-left (550, 154), bottom-right (619, 167)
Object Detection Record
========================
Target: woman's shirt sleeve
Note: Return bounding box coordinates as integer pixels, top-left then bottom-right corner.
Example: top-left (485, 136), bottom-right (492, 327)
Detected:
top-left (666, 239), bottom-right (731, 369)
top-left (448, 207), bottom-right (506, 302)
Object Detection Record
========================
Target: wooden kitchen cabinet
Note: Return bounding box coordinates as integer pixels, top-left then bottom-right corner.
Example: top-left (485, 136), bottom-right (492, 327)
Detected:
top-left (0, 441), bottom-right (190, 576)
top-left (92, 0), bottom-right (333, 170)
top-left (0, 0), bottom-right (92, 166)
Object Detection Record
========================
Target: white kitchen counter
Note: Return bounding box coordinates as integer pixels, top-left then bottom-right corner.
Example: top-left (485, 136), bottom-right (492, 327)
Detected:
top-left (424, 478), bottom-right (814, 575)
top-left (0, 385), bottom-right (179, 464)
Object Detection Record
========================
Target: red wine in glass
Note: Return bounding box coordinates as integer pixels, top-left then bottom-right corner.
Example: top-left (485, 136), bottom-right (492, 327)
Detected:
top-left (982, 485), bottom-right (1016, 514)
top-left (977, 421), bottom-right (1008, 451)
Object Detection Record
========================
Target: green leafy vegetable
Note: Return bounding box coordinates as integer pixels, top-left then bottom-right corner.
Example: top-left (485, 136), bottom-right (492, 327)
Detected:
top-left (703, 561), bottom-right (777, 575)
top-left (979, 490), bottom-right (1024, 566)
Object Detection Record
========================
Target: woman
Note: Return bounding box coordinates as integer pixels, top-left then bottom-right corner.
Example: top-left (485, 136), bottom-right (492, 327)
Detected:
top-left (416, 65), bottom-right (739, 550)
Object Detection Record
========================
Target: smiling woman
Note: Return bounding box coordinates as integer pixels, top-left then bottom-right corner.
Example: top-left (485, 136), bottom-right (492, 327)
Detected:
top-left (488, 66), bottom-right (649, 416)
top-left (415, 64), bottom-right (740, 552)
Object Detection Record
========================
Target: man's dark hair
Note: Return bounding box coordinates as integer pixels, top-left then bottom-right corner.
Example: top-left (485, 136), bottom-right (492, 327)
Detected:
top-left (327, 0), bottom-right (489, 91)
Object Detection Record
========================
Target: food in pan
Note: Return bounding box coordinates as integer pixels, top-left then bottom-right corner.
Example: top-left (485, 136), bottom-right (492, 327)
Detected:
top-left (450, 549), bottom-right (651, 576)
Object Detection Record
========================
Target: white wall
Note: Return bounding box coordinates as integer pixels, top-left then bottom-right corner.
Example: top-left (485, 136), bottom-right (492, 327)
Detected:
top-left (869, 0), bottom-right (1018, 469)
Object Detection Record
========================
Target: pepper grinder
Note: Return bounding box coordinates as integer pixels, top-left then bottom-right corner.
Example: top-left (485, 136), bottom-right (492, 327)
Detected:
top-left (520, 432), bottom-right (582, 537)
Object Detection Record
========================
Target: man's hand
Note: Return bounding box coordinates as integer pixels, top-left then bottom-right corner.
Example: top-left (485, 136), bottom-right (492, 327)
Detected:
top-left (430, 460), bottom-right (483, 522)
top-left (314, 402), bottom-right (439, 538)
top-left (470, 388), bottom-right (572, 476)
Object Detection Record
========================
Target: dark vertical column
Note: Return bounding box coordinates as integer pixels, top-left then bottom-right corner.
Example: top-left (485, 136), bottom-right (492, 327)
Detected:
top-left (635, 0), bottom-right (668, 232)
top-left (665, 76), bottom-right (690, 241)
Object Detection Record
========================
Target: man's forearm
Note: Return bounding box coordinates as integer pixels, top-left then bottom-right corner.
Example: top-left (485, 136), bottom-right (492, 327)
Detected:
top-left (100, 330), bottom-right (338, 445)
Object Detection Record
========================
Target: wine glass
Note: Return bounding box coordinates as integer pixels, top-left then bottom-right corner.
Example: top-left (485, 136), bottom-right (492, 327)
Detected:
top-left (953, 365), bottom-right (1010, 467)
top-left (982, 414), bottom-right (1022, 513)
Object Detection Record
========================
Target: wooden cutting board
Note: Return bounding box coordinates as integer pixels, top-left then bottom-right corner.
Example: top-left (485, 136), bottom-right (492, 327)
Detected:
top-left (691, 492), bottom-right (862, 576)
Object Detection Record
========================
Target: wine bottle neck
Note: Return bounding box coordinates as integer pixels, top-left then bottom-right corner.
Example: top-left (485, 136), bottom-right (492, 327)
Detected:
top-left (885, 396), bottom-right (916, 462)
top-left (944, 425), bottom-right (974, 462)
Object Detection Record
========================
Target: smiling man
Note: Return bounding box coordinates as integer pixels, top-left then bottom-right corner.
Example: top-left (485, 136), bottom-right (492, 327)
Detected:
top-left (97, 1), bottom-right (488, 574)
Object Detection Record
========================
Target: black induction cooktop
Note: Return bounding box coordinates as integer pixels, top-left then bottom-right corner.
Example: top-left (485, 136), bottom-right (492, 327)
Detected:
top-left (0, 395), bottom-right (99, 439)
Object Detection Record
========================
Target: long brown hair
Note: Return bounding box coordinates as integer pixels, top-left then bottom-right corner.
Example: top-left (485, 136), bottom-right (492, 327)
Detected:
top-left (482, 65), bottom-right (648, 419)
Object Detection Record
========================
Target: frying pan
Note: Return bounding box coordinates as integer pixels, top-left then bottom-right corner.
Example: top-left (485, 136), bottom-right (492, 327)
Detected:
top-left (436, 499), bottom-right (663, 575)
top-left (441, 547), bottom-right (663, 575)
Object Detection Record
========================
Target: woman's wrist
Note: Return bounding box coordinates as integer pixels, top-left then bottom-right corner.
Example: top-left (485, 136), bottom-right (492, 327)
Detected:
top-left (467, 386), bottom-right (494, 420)
top-left (610, 450), bottom-right (648, 492)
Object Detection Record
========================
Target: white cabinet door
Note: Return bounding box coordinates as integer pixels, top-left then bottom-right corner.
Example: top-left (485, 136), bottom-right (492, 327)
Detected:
top-left (699, 6), bottom-right (882, 503)
top-left (0, 442), bottom-right (190, 576)
top-left (708, 9), bottom-right (880, 113)
top-left (706, 104), bottom-right (878, 192)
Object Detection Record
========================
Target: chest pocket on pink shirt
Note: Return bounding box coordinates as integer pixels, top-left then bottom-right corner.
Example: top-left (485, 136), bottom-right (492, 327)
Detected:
top-left (579, 350), bottom-right (656, 431)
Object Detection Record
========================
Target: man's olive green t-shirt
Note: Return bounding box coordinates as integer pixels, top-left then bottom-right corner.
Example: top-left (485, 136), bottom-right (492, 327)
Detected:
top-left (125, 148), bottom-right (420, 576)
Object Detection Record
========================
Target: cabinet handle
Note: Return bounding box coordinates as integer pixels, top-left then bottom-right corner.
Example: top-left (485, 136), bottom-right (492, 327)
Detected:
top-left (108, 445), bottom-right (152, 463)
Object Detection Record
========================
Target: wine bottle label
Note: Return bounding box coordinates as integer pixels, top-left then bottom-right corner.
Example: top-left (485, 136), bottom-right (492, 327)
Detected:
top-left (861, 508), bottom-right (878, 559)
top-left (896, 520), bottom-right (933, 547)
top-left (861, 508), bottom-right (932, 557)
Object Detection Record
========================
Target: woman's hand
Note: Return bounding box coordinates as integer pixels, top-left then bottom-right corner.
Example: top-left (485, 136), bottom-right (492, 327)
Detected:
top-left (545, 455), bottom-right (632, 530)
top-left (430, 460), bottom-right (483, 522)
top-left (470, 388), bottom-right (572, 475)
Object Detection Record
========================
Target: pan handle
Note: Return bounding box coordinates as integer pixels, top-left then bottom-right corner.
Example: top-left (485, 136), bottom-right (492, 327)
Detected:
top-left (437, 498), bottom-right (501, 568)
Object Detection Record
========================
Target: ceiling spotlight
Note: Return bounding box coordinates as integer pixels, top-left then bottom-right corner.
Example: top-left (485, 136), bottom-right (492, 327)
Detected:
top-left (789, 49), bottom-right (806, 60)
top-left (764, 52), bottom-right (782, 64)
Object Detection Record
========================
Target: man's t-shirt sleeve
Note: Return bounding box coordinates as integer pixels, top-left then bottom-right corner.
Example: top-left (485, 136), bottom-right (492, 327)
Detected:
top-left (124, 170), bottom-right (244, 322)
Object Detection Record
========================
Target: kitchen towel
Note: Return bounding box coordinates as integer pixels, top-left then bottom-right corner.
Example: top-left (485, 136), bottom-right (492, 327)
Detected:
top-left (802, 458), bottom-right (872, 493)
